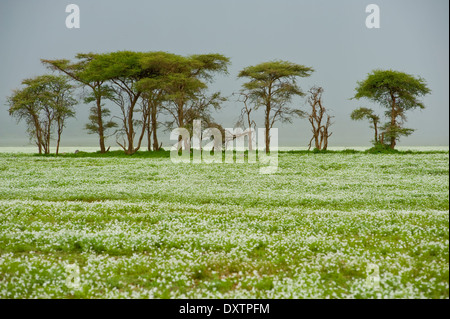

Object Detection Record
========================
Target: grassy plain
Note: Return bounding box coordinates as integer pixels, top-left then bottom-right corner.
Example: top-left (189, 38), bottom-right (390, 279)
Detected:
top-left (0, 150), bottom-right (448, 298)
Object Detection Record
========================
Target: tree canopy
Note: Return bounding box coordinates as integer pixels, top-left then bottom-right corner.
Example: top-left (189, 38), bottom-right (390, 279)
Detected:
top-left (42, 53), bottom-right (117, 153)
top-left (7, 75), bottom-right (76, 154)
top-left (238, 60), bottom-right (314, 152)
top-left (8, 53), bottom-right (433, 155)
top-left (353, 69), bottom-right (430, 149)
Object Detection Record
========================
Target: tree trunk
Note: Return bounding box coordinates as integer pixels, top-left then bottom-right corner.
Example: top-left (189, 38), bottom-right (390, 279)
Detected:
top-left (56, 130), bottom-right (61, 155)
top-left (32, 114), bottom-right (43, 154)
top-left (127, 110), bottom-right (134, 155)
top-left (314, 129), bottom-right (320, 150)
top-left (45, 117), bottom-right (51, 154)
top-left (374, 121), bottom-right (378, 144)
top-left (265, 89), bottom-right (271, 154)
top-left (134, 111), bottom-right (148, 153)
top-left (96, 96), bottom-right (106, 153)
top-left (147, 120), bottom-right (152, 151)
top-left (151, 103), bottom-right (159, 151)
top-left (247, 113), bottom-right (253, 152)
top-left (126, 95), bottom-right (140, 155)
top-left (177, 102), bottom-right (186, 150)
top-left (318, 129), bottom-right (324, 150)
top-left (265, 111), bottom-right (270, 154)
top-left (389, 95), bottom-right (397, 149)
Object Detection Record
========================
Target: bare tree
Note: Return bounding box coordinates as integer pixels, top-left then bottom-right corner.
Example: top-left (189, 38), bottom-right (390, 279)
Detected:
top-left (307, 86), bottom-right (334, 151)
top-left (233, 92), bottom-right (257, 151)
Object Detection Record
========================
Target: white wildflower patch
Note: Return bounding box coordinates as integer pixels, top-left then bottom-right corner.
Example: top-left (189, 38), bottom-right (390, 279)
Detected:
top-left (0, 152), bottom-right (448, 298)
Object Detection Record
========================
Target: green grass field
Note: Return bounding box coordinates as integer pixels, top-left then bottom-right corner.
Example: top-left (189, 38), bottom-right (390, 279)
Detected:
top-left (0, 151), bottom-right (448, 298)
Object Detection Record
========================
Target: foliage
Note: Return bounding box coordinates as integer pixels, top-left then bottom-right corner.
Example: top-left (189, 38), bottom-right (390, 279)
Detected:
top-left (159, 53), bottom-right (230, 131)
top-left (353, 69), bottom-right (430, 149)
top-left (366, 142), bottom-right (399, 154)
top-left (238, 61), bottom-right (312, 120)
top-left (350, 107), bottom-right (381, 144)
top-left (42, 54), bottom-right (117, 153)
top-left (350, 107), bottom-right (380, 123)
top-left (6, 75), bottom-right (76, 154)
top-left (238, 60), bottom-right (314, 152)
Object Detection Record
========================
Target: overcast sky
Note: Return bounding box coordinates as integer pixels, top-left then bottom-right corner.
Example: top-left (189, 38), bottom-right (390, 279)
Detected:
top-left (0, 0), bottom-right (448, 148)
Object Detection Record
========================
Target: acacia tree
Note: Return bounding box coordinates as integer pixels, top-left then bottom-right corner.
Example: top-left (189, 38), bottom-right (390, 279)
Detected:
top-left (350, 107), bottom-right (382, 144)
top-left (353, 69), bottom-right (430, 149)
top-left (7, 81), bottom-right (45, 154)
top-left (46, 77), bottom-right (77, 155)
top-left (306, 86), bottom-right (333, 151)
top-left (137, 51), bottom-right (188, 151)
top-left (42, 54), bottom-right (117, 153)
top-left (86, 51), bottom-right (154, 155)
top-left (238, 61), bottom-right (314, 153)
top-left (161, 54), bottom-right (230, 132)
top-left (7, 75), bottom-right (76, 154)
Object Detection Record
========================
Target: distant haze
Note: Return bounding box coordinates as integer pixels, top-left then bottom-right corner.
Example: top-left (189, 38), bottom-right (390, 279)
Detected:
top-left (0, 0), bottom-right (448, 148)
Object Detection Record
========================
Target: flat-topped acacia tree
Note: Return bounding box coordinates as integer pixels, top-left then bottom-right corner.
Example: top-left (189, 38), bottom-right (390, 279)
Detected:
top-left (136, 52), bottom-right (170, 151)
top-left (42, 54), bottom-right (117, 153)
top-left (137, 51), bottom-right (194, 151)
top-left (238, 61), bottom-right (314, 153)
top-left (7, 75), bottom-right (76, 155)
top-left (85, 51), bottom-right (229, 155)
top-left (159, 53), bottom-right (230, 131)
top-left (84, 51), bottom-right (152, 155)
top-left (353, 69), bottom-right (430, 149)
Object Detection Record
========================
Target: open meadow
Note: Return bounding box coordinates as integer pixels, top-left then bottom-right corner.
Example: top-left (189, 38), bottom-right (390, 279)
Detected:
top-left (0, 150), bottom-right (448, 298)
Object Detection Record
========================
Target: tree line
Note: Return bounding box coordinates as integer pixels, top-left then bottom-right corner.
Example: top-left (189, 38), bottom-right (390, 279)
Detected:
top-left (6, 51), bottom-right (430, 154)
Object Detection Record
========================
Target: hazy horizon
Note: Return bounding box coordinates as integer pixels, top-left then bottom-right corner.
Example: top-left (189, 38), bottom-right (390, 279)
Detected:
top-left (1, 0), bottom-right (448, 148)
